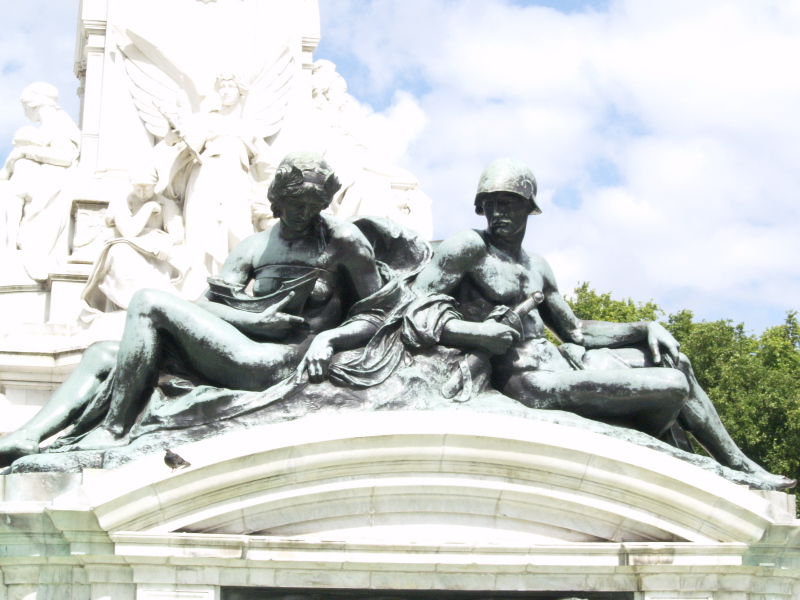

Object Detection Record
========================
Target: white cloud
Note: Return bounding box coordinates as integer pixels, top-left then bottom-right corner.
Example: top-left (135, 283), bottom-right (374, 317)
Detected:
top-left (347, 90), bottom-right (427, 162)
top-left (319, 0), bottom-right (800, 330)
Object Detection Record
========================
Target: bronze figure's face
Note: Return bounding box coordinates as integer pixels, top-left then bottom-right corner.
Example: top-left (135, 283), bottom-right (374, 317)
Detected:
top-left (482, 191), bottom-right (530, 239)
top-left (279, 189), bottom-right (328, 235)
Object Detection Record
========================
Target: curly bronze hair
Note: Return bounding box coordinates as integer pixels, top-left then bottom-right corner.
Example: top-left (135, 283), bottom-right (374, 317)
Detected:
top-left (267, 151), bottom-right (342, 218)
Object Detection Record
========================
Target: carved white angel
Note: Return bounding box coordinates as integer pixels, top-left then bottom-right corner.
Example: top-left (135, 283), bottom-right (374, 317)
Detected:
top-left (115, 28), bottom-right (294, 294)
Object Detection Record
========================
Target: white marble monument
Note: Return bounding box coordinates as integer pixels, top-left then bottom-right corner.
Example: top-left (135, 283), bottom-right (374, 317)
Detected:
top-left (0, 0), bottom-right (432, 434)
top-left (1, 2), bottom-right (799, 600)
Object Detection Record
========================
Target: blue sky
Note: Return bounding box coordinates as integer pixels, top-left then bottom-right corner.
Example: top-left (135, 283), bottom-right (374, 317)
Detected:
top-left (2, 0), bottom-right (800, 333)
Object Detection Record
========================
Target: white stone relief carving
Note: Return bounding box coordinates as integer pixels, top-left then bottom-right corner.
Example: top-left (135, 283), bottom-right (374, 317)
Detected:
top-left (0, 0), bottom-right (432, 328)
top-left (115, 28), bottom-right (294, 294)
top-left (81, 166), bottom-right (188, 318)
top-left (0, 83), bottom-right (80, 258)
top-left (70, 200), bottom-right (114, 263)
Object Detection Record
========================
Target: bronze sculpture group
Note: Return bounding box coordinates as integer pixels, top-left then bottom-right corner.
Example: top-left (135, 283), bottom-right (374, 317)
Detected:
top-left (0, 152), bottom-right (794, 491)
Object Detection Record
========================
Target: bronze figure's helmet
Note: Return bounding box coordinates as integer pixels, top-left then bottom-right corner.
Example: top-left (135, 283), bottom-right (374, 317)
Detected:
top-left (474, 157), bottom-right (541, 215)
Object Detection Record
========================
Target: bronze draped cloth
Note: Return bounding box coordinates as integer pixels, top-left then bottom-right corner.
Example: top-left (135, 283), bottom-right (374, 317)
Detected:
top-left (46, 217), bottom-right (431, 452)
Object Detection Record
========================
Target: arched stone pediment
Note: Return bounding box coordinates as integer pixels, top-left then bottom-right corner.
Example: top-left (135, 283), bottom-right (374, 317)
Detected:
top-left (55, 412), bottom-right (780, 545)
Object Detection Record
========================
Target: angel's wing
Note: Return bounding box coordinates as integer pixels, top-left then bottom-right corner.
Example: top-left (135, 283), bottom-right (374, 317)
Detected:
top-left (243, 46), bottom-right (295, 140)
top-left (114, 27), bottom-right (203, 139)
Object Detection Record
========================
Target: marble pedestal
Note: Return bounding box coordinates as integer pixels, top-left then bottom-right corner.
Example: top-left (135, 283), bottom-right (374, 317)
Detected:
top-left (1, 412), bottom-right (799, 600)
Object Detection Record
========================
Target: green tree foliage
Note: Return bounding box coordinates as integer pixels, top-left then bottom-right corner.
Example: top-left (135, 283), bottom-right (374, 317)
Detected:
top-left (669, 310), bottom-right (800, 485)
top-left (564, 283), bottom-right (800, 489)
top-left (567, 281), bottom-right (663, 323)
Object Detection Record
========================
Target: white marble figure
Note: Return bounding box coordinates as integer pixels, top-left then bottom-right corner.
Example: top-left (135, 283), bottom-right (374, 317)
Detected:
top-left (162, 73), bottom-right (275, 293)
top-left (0, 83), bottom-right (80, 255)
top-left (115, 28), bottom-right (294, 295)
top-left (80, 167), bottom-right (186, 316)
top-left (303, 60), bottom-right (432, 239)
